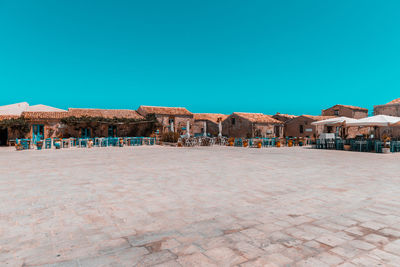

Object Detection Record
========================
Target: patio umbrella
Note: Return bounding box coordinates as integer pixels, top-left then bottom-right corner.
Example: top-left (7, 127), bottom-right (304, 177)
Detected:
top-left (345, 115), bottom-right (400, 127)
top-left (170, 121), bottom-right (174, 132)
top-left (311, 117), bottom-right (359, 126)
top-left (218, 120), bottom-right (222, 138)
top-left (203, 121), bottom-right (207, 137)
top-left (186, 121), bottom-right (190, 138)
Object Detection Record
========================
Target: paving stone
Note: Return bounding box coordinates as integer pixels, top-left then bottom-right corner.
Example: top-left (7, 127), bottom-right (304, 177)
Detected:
top-left (384, 240), bottom-right (400, 256)
top-left (177, 252), bottom-right (218, 267)
top-left (136, 250), bottom-right (177, 266)
top-left (204, 246), bottom-right (247, 266)
top-left (360, 221), bottom-right (387, 231)
top-left (379, 228), bottom-right (400, 238)
top-left (316, 234), bottom-right (347, 247)
top-left (348, 240), bottom-right (376, 250)
top-left (316, 252), bottom-right (344, 265)
top-left (351, 255), bottom-right (385, 266)
top-left (369, 248), bottom-right (400, 265)
top-left (295, 257), bottom-right (329, 267)
top-left (363, 234), bottom-right (389, 246)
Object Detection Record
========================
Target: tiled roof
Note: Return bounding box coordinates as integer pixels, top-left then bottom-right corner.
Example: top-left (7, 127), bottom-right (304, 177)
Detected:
top-left (193, 113), bottom-right (228, 123)
top-left (68, 108), bottom-right (144, 119)
top-left (0, 115), bottom-right (20, 121)
top-left (387, 98), bottom-right (400, 105)
top-left (233, 112), bottom-right (283, 124)
top-left (301, 115), bottom-right (336, 121)
top-left (138, 105), bottom-right (192, 116)
top-left (324, 104), bottom-right (368, 112)
top-left (21, 111), bottom-right (70, 119)
top-left (273, 113), bottom-right (298, 119)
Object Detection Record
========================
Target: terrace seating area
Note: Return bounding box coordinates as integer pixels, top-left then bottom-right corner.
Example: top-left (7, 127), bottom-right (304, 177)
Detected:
top-left (14, 137), bottom-right (156, 150)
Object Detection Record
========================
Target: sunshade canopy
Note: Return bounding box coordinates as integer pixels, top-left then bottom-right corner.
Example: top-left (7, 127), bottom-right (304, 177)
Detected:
top-left (311, 116), bottom-right (359, 126)
top-left (345, 115), bottom-right (400, 127)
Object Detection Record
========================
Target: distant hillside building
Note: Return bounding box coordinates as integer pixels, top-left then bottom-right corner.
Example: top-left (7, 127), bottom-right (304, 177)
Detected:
top-left (192, 113), bottom-right (228, 137)
top-left (321, 104), bottom-right (368, 119)
top-left (374, 98), bottom-right (400, 116)
top-left (285, 115), bottom-right (335, 138)
top-left (222, 112), bottom-right (283, 138)
top-left (137, 105), bottom-right (193, 135)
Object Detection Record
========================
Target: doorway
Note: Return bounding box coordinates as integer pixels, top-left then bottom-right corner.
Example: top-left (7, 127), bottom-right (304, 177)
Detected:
top-left (0, 128), bottom-right (7, 146)
top-left (32, 124), bottom-right (44, 144)
top-left (81, 128), bottom-right (91, 138)
top-left (108, 125), bottom-right (117, 137)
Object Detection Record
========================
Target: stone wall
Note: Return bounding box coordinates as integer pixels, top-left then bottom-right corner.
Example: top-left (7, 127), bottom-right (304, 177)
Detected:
top-left (192, 120), bottom-right (220, 136)
top-left (374, 104), bottom-right (400, 116)
top-left (285, 117), bottom-right (323, 138)
top-left (322, 106), bottom-right (368, 119)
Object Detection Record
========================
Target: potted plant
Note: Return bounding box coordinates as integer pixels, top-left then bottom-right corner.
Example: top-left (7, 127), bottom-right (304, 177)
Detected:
top-left (382, 136), bottom-right (391, 153)
top-left (228, 137), bottom-right (234, 146)
top-left (36, 140), bottom-right (43, 150)
top-left (257, 141), bottom-right (262, 148)
top-left (15, 143), bottom-right (23, 151)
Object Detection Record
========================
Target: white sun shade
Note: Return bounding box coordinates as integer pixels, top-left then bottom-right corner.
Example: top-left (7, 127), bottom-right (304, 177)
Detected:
top-left (311, 117), bottom-right (359, 126)
top-left (345, 115), bottom-right (400, 127)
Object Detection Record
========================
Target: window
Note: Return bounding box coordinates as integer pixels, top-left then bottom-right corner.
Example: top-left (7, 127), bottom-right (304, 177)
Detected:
top-left (231, 118), bottom-right (236, 125)
top-left (299, 125), bottom-right (304, 134)
top-left (334, 110), bottom-right (339, 116)
top-left (327, 126), bottom-right (333, 133)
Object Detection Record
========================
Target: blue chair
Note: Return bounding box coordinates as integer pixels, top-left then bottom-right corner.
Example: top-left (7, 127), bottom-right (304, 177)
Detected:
top-left (45, 138), bottom-right (52, 149)
top-left (234, 138), bottom-right (243, 147)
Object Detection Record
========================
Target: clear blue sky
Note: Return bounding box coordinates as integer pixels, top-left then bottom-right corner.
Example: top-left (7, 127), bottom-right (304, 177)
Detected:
top-left (1, 1), bottom-right (400, 115)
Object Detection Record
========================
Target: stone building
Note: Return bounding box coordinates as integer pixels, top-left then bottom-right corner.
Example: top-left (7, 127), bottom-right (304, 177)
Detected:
top-left (285, 115), bottom-right (335, 138)
top-left (192, 113), bottom-right (228, 137)
top-left (222, 112), bottom-right (283, 138)
top-left (137, 106), bottom-right (193, 135)
top-left (321, 104), bottom-right (368, 119)
top-left (374, 98), bottom-right (400, 116)
top-left (65, 108), bottom-right (146, 138)
top-left (0, 107), bottom-right (149, 145)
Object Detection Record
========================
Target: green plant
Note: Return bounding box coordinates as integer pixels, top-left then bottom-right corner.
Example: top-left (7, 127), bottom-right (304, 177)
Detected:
top-left (0, 118), bottom-right (30, 135)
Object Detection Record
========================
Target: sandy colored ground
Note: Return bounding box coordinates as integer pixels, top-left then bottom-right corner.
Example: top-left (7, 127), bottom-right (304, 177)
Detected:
top-left (1, 146), bottom-right (400, 266)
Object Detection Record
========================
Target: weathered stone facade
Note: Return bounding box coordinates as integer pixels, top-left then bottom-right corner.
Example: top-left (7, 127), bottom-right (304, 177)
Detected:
top-left (222, 113), bottom-right (283, 138)
top-left (192, 114), bottom-right (227, 137)
top-left (322, 104), bottom-right (368, 119)
top-left (285, 115), bottom-right (334, 138)
top-left (137, 106), bottom-right (193, 135)
top-left (374, 98), bottom-right (400, 117)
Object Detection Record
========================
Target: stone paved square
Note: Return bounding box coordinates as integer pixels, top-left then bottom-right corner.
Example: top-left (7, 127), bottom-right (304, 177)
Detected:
top-left (1, 146), bottom-right (400, 266)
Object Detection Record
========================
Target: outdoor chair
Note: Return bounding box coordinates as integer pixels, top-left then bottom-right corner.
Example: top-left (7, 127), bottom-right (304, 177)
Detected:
top-left (45, 138), bottom-right (52, 149)
top-left (375, 141), bottom-right (383, 153)
top-left (234, 138), bottom-right (243, 147)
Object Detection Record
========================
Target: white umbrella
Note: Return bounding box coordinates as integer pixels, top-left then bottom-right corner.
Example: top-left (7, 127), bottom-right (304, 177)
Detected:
top-left (203, 121), bottom-right (207, 137)
top-left (170, 121), bottom-right (174, 132)
top-left (346, 115), bottom-right (400, 127)
top-left (218, 120), bottom-right (222, 138)
top-left (186, 121), bottom-right (190, 138)
top-left (311, 117), bottom-right (359, 126)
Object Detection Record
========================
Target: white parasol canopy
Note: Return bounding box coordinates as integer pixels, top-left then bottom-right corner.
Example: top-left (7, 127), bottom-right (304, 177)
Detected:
top-left (311, 116), bottom-right (359, 126)
top-left (345, 115), bottom-right (400, 127)
top-left (218, 120), bottom-right (222, 137)
top-left (203, 121), bottom-right (207, 137)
